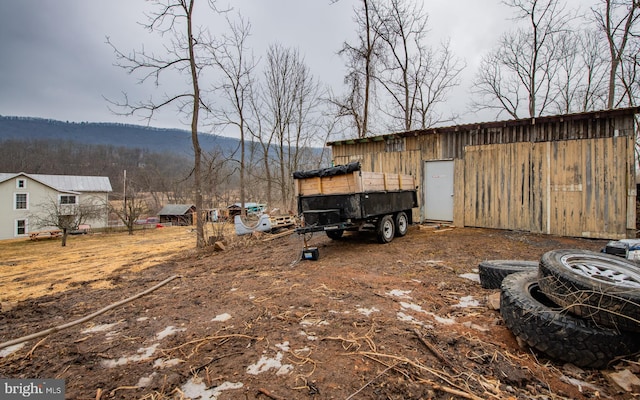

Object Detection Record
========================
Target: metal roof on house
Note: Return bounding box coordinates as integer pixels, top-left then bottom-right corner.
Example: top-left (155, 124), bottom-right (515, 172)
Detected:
top-left (158, 204), bottom-right (195, 215)
top-left (0, 172), bottom-right (112, 192)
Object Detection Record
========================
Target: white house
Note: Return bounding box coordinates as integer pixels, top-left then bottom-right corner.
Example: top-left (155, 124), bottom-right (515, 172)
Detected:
top-left (0, 172), bottom-right (113, 240)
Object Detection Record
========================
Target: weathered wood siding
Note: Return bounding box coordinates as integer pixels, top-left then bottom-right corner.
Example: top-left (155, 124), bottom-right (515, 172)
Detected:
top-left (462, 137), bottom-right (634, 238)
top-left (330, 109), bottom-right (638, 238)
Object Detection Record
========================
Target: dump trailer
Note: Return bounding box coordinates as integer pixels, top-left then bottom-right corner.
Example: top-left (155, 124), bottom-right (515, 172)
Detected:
top-left (294, 162), bottom-right (418, 250)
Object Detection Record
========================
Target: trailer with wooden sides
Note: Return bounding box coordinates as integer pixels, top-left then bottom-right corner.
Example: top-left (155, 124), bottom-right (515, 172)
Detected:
top-left (294, 162), bottom-right (417, 258)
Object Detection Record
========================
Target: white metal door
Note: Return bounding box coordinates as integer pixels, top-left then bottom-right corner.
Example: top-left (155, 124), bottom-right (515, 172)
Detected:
top-left (423, 160), bottom-right (454, 221)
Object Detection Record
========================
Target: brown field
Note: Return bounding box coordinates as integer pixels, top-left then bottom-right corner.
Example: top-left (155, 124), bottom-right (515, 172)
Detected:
top-left (0, 226), bottom-right (196, 303)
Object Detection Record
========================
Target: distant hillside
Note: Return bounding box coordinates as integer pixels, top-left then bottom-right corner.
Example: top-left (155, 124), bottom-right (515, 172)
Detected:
top-left (0, 116), bottom-right (241, 156)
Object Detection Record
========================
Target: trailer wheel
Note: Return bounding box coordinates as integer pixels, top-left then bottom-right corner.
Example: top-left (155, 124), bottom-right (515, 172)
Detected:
top-left (326, 229), bottom-right (344, 240)
top-left (395, 212), bottom-right (409, 237)
top-left (376, 215), bottom-right (395, 244)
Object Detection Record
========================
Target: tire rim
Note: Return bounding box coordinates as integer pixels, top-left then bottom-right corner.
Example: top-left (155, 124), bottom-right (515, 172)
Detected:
top-left (397, 215), bottom-right (407, 233)
top-left (559, 253), bottom-right (640, 289)
top-left (383, 220), bottom-right (394, 240)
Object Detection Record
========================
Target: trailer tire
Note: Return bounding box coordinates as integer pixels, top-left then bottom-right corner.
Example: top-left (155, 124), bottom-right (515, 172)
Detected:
top-left (376, 215), bottom-right (395, 244)
top-left (395, 212), bottom-right (409, 237)
top-left (479, 260), bottom-right (539, 289)
top-left (326, 229), bottom-right (344, 240)
top-left (538, 249), bottom-right (640, 332)
top-left (500, 271), bottom-right (640, 368)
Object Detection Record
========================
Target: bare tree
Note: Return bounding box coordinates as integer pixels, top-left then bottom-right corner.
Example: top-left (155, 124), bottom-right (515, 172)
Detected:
top-left (106, 0), bottom-right (222, 248)
top-left (333, 0), bottom-right (382, 138)
top-left (246, 81), bottom-right (276, 209)
top-left (30, 196), bottom-right (105, 247)
top-left (472, 0), bottom-right (573, 119)
top-left (619, 39), bottom-right (640, 106)
top-left (210, 13), bottom-right (258, 217)
top-left (110, 190), bottom-right (148, 236)
top-left (262, 45), bottom-right (324, 211)
top-left (592, 0), bottom-right (640, 109)
top-left (551, 29), bottom-right (608, 113)
top-left (373, 0), bottom-right (464, 131)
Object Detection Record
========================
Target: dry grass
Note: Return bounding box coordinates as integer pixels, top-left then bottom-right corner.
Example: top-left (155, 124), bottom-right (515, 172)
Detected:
top-left (0, 226), bottom-right (197, 303)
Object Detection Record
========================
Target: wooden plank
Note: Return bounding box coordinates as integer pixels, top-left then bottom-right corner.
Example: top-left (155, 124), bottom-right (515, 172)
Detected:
top-left (361, 172), bottom-right (386, 191)
top-left (453, 159), bottom-right (465, 228)
top-left (295, 173), bottom-right (360, 196)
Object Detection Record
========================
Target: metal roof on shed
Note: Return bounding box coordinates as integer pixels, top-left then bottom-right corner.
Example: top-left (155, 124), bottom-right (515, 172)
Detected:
top-left (158, 204), bottom-right (195, 215)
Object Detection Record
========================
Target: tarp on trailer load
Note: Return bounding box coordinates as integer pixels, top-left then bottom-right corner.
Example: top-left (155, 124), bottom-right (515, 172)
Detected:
top-left (292, 162), bottom-right (361, 179)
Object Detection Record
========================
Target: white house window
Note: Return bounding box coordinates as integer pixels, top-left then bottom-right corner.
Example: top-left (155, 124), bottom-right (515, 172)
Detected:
top-left (15, 193), bottom-right (28, 210)
top-left (16, 179), bottom-right (26, 188)
top-left (60, 195), bottom-right (77, 204)
top-left (16, 219), bottom-right (27, 235)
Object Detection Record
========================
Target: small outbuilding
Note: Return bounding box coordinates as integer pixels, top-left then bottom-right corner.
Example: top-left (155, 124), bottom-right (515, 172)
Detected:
top-left (328, 107), bottom-right (639, 239)
top-left (158, 204), bottom-right (195, 226)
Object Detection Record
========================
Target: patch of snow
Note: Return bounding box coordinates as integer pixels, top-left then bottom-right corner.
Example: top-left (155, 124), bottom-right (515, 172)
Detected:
top-left (101, 344), bottom-right (159, 368)
top-left (153, 358), bottom-right (184, 369)
top-left (357, 307), bottom-right (379, 316)
top-left (246, 352), bottom-right (293, 376)
top-left (275, 342), bottom-right (290, 351)
top-left (0, 343), bottom-right (25, 358)
top-left (459, 273), bottom-right (481, 283)
top-left (137, 372), bottom-right (157, 388)
top-left (248, 294), bottom-right (255, 300)
top-left (156, 326), bottom-right (186, 340)
top-left (454, 295), bottom-right (480, 308)
top-left (399, 302), bottom-right (456, 325)
top-left (137, 317), bottom-right (149, 322)
top-left (399, 302), bottom-right (424, 313)
top-left (386, 289), bottom-right (412, 298)
top-left (81, 322), bottom-right (120, 334)
top-left (181, 378), bottom-right (243, 400)
top-left (396, 312), bottom-right (433, 328)
top-left (299, 330), bottom-right (318, 341)
top-left (433, 315), bottom-right (456, 325)
top-left (212, 313), bottom-right (232, 322)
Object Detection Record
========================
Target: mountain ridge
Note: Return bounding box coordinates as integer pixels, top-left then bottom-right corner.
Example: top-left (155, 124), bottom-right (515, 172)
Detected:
top-left (0, 115), bottom-right (242, 156)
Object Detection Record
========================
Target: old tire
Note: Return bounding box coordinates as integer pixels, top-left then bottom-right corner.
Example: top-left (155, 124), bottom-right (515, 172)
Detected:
top-left (326, 229), bottom-right (344, 240)
top-left (500, 271), bottom-right (640, 368)
top-left (478, 260), bottom-right (539, 289)
top-left (395, 212), bottom-right (409, 237)
top-left (376, 215), bottom-right (395, 244)
top-left (538, 249), bottom-right (640, 332)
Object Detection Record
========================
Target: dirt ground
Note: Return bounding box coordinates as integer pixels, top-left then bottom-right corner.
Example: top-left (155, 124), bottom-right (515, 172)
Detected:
top-left (0, 225), bottom-right (638, 399)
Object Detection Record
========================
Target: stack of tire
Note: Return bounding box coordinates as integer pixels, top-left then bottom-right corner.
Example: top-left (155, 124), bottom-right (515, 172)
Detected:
top-left (479, 249), bottom-right (640, 369)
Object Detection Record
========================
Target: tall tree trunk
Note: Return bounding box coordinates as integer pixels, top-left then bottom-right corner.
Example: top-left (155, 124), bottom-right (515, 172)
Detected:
top-left (362, 0), bottom-right (372, 138)
top-left (240, 120), bottom-right (246, 217)
top-left (187, 0), bottom-right (205, 248)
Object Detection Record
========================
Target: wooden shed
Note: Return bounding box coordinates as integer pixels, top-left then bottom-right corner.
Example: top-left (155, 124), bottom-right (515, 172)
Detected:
top-left (158, 204), bottom-right (195, 226)
top-left (328, 107), bottom-right (639, 239)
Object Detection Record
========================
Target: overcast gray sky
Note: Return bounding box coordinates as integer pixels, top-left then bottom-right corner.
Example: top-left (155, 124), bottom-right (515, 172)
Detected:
top-left (0, 0), bottom-right (594, 138)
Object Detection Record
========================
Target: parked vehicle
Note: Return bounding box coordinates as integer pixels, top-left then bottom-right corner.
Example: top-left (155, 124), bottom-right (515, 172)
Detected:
top-left (293, 162), bottom-right (417, 249)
